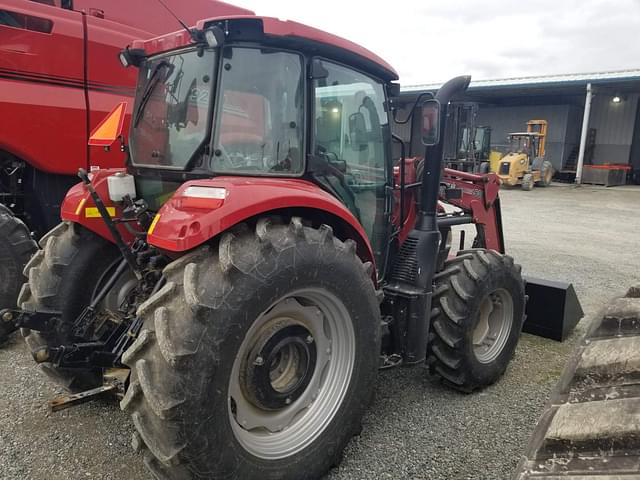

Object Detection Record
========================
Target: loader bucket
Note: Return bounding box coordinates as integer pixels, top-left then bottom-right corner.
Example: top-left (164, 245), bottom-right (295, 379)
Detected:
top-left (522, 276), bottom-right (584, 342)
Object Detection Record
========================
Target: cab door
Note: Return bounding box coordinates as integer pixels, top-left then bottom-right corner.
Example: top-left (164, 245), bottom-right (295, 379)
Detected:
top-left (310, 59), bottom-right (393, 272)
top-left (0, 0), bottom-right (86, 174)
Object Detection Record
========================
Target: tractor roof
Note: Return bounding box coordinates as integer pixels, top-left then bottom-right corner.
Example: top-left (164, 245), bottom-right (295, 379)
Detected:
top-left (508, 132), bottom-right (543, 136)
top-left (132, 15), bottom-right (398, 81)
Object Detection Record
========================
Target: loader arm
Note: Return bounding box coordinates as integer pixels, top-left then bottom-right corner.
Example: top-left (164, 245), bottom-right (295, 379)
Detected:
top-left (441, 168), bottom-right (504, 253)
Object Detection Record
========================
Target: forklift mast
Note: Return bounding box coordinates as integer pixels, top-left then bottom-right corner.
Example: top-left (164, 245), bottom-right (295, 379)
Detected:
top-left (443, 102), bottom-right (491, 170)
top-left (526, 119), bottom-right (548, 158)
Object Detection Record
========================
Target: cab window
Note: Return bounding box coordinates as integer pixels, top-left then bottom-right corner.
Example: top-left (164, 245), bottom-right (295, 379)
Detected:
top-left (211, 47), bottom-right (304, 175)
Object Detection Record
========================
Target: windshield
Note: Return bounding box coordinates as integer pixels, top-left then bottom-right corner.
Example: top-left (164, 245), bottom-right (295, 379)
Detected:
top-left (211, 47), bottom-right (304, 175)
top-left (130, 48), bottom-right (216, 168)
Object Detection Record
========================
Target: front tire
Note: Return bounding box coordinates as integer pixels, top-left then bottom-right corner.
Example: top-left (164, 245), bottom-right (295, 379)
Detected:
top-left (427, 249), bottom-right (525, 392)
top-left (0, 204), bottom-right (37, 343)
top-left (121, 217), bottom-right (380, 479)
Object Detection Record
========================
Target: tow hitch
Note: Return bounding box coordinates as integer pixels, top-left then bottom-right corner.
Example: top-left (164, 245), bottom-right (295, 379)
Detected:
top-left (49, 368), bottom-right (130, 412)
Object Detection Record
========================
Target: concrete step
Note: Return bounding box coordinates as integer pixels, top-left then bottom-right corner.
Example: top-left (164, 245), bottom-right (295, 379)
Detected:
top-left (577, 336), bottom-right (640, 378)
top-left (545, 397), bottom-right (640, 451)
top-left (512, 290), bottom-right (640, 480)
top-left (590, 297), bottom-right (640, 338)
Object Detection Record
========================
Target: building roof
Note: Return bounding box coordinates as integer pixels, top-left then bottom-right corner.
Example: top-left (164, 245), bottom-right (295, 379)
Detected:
top-left (402, 69), bottom-right (640, 93)
top-left (400, 69), bottom-right (640, 105)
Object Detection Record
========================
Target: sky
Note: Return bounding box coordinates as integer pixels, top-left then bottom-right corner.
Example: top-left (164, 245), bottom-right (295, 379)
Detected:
top-left (233, 0), bottom-right (640, 86)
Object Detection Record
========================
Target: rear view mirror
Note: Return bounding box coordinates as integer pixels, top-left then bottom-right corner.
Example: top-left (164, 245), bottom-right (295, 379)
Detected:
top-left (420, 99), bottom-right (440, 146)
top-left (348, 112), bottom-right (368, 151)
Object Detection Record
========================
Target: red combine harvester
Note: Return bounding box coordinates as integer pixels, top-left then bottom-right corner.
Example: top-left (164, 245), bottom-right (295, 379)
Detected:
top-left (0, 0), bottom-right (253, 341)
top-left (2, 9), bottom-right (579, 480)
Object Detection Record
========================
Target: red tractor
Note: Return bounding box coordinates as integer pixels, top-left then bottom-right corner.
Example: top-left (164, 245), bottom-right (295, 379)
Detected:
top-left (0, 0), bottom-right (252, 342)
top-left (7, 14), bottom-right (526, 479)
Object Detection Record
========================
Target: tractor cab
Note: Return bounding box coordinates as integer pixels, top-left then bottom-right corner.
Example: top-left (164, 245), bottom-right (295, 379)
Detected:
top-left (507, 132), bottom-right (541, 158)
top-left (123, 18), bottom-right (397, 270)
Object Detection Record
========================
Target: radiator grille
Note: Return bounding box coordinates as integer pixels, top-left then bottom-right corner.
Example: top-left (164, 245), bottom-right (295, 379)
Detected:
top-left (391, 236), bottom-right (419, 283)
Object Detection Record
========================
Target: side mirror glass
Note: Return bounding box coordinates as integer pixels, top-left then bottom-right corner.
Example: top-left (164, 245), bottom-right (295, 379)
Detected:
top-left (348, 112), bottom-right (368, 151)
top-left (420, 99), bottom-right (440, 146)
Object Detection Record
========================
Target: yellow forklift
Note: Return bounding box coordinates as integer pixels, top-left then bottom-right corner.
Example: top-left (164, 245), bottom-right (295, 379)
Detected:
top-left (490, 120), bottom-right (554, 190)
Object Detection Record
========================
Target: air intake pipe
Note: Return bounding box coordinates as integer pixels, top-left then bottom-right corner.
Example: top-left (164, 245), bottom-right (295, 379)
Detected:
top-left (395, 75), bottom-right (470, 365)
top-left (418, 75), bottom-right (471, 230)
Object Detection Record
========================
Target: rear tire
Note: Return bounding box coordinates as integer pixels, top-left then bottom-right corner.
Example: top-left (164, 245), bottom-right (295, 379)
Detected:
top-left (0, 204), bottom-right (37, 344)
top-left (120, 217), bottom-right (380, 479)
top-left (427, 249), bottom-right (525, 392)
top-left (19, 222), bottom-right (121, 391)
top-left (535, 160), bottom-right (553, 187)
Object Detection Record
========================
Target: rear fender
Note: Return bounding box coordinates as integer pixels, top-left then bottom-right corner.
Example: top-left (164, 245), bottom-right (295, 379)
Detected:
top-left (59, 168), bottom-right (134, 244)
top-left (147, 177), bottom-right (375, 267)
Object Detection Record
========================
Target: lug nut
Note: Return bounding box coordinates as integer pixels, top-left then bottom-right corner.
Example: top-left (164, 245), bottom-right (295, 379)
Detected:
top-left (285, 397), bottom-right (292, 405)
top-left (2, 311), bottom-right (13, 322)
top-left (305, 335), bottom-right (314, 344)
top-left (253, 356), bottom-right (264, 366)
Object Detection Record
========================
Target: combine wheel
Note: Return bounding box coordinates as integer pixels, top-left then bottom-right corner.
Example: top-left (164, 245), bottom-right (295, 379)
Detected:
top-left (19, 221), bottom-right (126, 391)
top-left (427, 249), bottom-right (525, 392)
top-left (121, 217), bottom-right (380, 479)
top-left (0, 204), bottom-right (37, 344)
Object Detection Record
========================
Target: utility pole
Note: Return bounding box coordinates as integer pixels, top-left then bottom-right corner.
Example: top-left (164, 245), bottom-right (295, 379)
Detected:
top-left (575, 83), bottom-right (593, 185)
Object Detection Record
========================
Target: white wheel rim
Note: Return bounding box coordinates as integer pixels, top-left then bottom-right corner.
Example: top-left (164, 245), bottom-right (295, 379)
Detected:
top-left (228, 288), bottom-right (355, 459)
top-left (472, 288), bottom-right (514, 364)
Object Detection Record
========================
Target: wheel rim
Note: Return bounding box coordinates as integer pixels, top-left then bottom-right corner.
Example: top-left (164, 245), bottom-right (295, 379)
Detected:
top-left (472, 288), bottom-right (514, 364)
top-left (228, 288), bottom-right (355, 459)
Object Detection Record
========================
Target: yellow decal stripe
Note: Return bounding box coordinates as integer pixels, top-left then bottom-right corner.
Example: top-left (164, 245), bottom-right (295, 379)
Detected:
top-left (85, 207), bottom-right (115, 218)
top-left (74, 198), bottom-right (87, 216)
top-left (148, 214), bottom-right (161, 235)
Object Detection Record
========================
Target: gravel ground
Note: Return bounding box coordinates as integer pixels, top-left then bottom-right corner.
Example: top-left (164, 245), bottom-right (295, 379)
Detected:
top-left (1, 183), bottom-right (639, 480)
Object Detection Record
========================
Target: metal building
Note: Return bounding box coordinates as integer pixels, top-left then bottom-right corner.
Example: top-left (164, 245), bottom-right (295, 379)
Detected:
top-left (400, 70), bottom-right (640, 184)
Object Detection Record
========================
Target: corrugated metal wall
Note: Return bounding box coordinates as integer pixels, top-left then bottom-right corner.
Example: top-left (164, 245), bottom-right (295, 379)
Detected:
top-left (589, 93), bottom-right (639, 164)
top-left (564, 105), bottom-right (583, 166)
top-left (393, 94), bottom-right (639, 167)
top-left (477, 105), bottom-right (570, 170)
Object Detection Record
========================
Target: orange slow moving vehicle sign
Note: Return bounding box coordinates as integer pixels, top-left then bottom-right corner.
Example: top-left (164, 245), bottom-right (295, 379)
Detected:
top-left (88, 102), bottom-right (127, 147)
